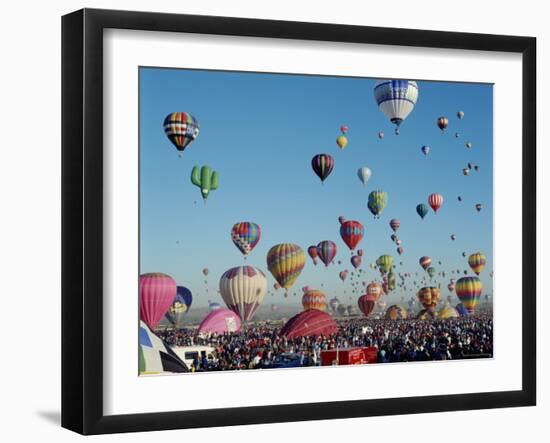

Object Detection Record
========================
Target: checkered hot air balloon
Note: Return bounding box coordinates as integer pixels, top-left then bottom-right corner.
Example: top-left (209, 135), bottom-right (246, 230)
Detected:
top-left (163, 112), bottom-right (200, 152)
top-left (231, 222), bottom-right (261, 258)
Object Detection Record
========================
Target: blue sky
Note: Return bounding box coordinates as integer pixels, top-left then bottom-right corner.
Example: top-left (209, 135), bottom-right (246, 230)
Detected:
top-left (139, 67), bottom-right (493, 308)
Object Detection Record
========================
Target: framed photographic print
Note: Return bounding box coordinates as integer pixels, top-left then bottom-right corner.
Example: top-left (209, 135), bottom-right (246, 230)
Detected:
top-left (62, 8), bottom-right (536, 435)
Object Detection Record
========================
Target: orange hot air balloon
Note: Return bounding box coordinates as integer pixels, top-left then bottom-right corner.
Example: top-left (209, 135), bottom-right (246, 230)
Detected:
top-left (366, 281), bottom-right (383, 302)
top-left (302, 289), bottom-right (327, 311)
top-left (417, 286), bottom-right (441, 311)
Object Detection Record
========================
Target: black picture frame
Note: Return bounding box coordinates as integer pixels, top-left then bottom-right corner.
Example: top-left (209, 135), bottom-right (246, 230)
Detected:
top-left (62, 8), bottom-right (536, 435)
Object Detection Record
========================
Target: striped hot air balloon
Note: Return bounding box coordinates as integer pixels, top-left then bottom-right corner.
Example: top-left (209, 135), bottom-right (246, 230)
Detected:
top-left (231, 222), bottom-right (261, 257)
top-left (374, 80), bottom-right (419, 135)
top-left (428, 193), bottom-right (444, 213)
top-left (163, 112), bottom-right (200, 152)
top-left (456, 276), bottom-right (483, 313)
top-left (311, 154), bottom-right (334, 183)
top-left (468, 252), bottom-right (487, 275)
top-left (267, 243), bottom-right (306, 291)
top-left (302, 289), bottom-right (327, 311)
top-left (219, 266), bottom-right (267, 322)
top-left (339, 220), bottom-right (364, 251)
top-left (385, 305), bottom-right (408, 320)
top-left (317, 240), bottom-right (337, 267)
top-left (139, 273), bottom-right (177, 330)
top-left (389, 219), bottom-right (400, 232)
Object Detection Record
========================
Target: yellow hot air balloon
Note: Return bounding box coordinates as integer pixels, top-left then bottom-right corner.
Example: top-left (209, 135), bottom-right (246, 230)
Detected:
top-left (468, 252), bottom-right (487, 275)
top-left (267, 243), bottom-right (306, 291)
top-left (302, 289), bottom-right (327, 311)
top-left (376, 255), bottom-right (393, 274)
top-left (336, 135), bottom-right (348, 150)
top-left (417, 286), bottom-right (441, 310)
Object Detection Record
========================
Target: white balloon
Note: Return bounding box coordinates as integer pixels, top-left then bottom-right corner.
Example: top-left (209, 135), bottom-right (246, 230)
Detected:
top-left (357, 167), bottom-right (372, 185)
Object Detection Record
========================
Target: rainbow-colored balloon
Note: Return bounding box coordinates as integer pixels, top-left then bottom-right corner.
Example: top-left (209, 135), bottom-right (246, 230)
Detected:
top-left (267, 243), bottom-right (306, 291)
top-left (456, 276), bottom-right (483, 313)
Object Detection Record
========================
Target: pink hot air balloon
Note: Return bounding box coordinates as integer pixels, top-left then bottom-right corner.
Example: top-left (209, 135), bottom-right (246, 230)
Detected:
top-left (317, 240), bottom-right (337, 267)
top-left (339, 270), bottom-right (349, 282)
top-left (351, 255), bottom-right (362, 269)
top-left (197, 308), bottom-right (241, 334)
top-left (389, 219), bottom-right (400, 232)
top-left (428, 193), bottom-right (444, 213)
top-left (139, 273), bottom-right (177, 330)
top-left (397, 246), bottom-right (404, 255)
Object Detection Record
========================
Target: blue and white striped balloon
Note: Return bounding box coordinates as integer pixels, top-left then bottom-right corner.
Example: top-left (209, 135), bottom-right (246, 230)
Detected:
top-left (374, 80), bottom-right (419, 134)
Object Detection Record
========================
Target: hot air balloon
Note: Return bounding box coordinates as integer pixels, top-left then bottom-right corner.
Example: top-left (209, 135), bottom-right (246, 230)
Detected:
top-left (397, 246), bottom-right (404, 255)
top-left (163, 112), bottom-right (200, 152)
top-left (311, 154), bottom-right (335, 183)
top-left (455, 276), bottom-right (482, 313)
top-left (448, 282), bottom-right (456, 293)
top-left (351, 255), bottom-right (362, 269)
top-left (357, 167), bottom-right (372, 185)
top-left (419, 256), bottom-right (432, 271)
top-left (139, 273), bottom-right (177, 330)
top-left (437, 116), bottom-right (449, 133)
top-left (466, 142), bottom-right (473, 149)
top-left (202, 268), bottom-right (209, 277)
top-left (368, 190), bottom-right (388, 218)
top-left (428, 193), bottom-right (443, 213)
top-left (340, 125), bottom-right (349, 134)
top-left (336, 136), bottom-right (348, 150)
top-left (455, 303), bottom-right (470, 317)
top-left (317, 240), bottom-right (337, 267)
top-left (281, 310), bottom-right (338, 338)
top-left (267, 244), bottom-right (305, 291)
top-left (417, 286), bottom-right (441, 311)
top-left (338, 216), bottom-right (346, 224)
top-left (421, 145), bottom-right (430, 156)
top-left (329, 297), bottom-right (340, 313)
top-left (451, 234), bottom-right (456, 241)
top-left (339, 270), bottom-right (349, 282)
top-left (366, 281), bottom-right (383, 302)
top-left (395, 239), bottom-right (402, 246)
top-left (458, 196), bottom-right (463, 202)
top-left (455, 132), bottom-right (460, 138)
top-left (357, 249), bottom-right (364, 257)
top-left (339, 220), bottom-right (364, 251)
top-left (378, 131), bottom-right (384, 139)
top-left (209, 301), bottom-right (222, 311)
top-left (391, 234), bottom-right (398, 242)
top-left (302, 288), bottom-right (327, 311)
top-left (416, 203), bottom-right (429, 219)
top-left (358, 294), bottom-right (376, 317)
top-left (463, 168), bottom-right (470, 176)
top-left (198, 309), bottom-right (241, 334)
top-left (376, 255), bottom-right (393, 274)
top-left (191, 165), bottom-right (219, 202)
top-left (139, 321), bottom-right (188, 374)
top-left (385, 305), bottom-right (408, 320)
top-left (165, 286), bottom-right (193, 329)
top-left (374, 80), bottom-right (419, 135)
top-left (389, 218), bottom-right (400, 232)
top-left (457, 111), bottom-right (465, 120)
top-left (387, 270), bottom-right (396, 291)
top-left (468, 252), bottom-right (487, 275)
top-left (219, 265), bottom-right (267, 322)
top-left (476, 203), bottom-right (483, 212)
top-left (427, 267), bottom-right (437, 279)
top-left (231, 222), bottom-right (261, 258)
top-left (474, 165), bottom-right (480, 172)
top-left (307, 245), bottom-right (319, 265)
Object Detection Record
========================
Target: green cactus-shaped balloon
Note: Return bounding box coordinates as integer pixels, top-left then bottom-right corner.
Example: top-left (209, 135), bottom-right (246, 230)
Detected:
top-left (191, 165), bottom-right (219, 201)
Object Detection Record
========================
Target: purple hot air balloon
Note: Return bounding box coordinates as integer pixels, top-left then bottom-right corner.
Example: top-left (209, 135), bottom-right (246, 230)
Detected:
top-left (317, 240), bottom-right (337, 267)
top-left (311, 154), bottom-right (334, 183)
top-left (197, 308), bottom-right (241, 334)
top-left (140, 273), bottom-right (177, 330)
top-left (351, 255), bottom-right (362, 269)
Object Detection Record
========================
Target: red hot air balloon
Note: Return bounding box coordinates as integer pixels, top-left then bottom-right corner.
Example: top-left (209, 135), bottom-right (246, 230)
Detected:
top-left (340, 125), bottom-right (349, 134)
top-left (139, 273), bottom-right (177, 330)
top-left (317, 240), bottom-right (337, 267)
top-left (280, 310), bottom-right (338, 338)
top-left (366, 281), bottom-right (383, 302)
top-left (307, 245), bottom-right (319, 265)
top-left (339, 220), bottom-right (364, 252)
top-left (389, 219), bottom-right (400, 232)
top-left (428, 193), bottom-right (443, 213)
top-left (358, 294), bottom-right (376, 317)
top-left (419, 256), bottom-right (432, 271)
